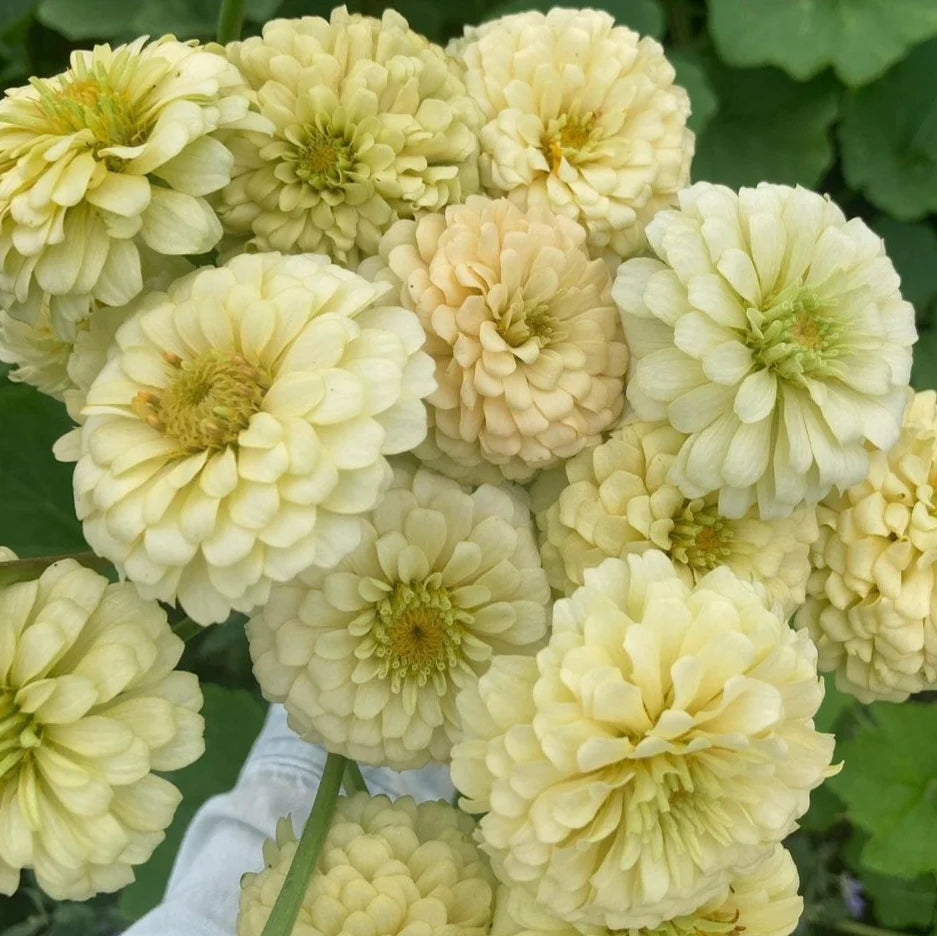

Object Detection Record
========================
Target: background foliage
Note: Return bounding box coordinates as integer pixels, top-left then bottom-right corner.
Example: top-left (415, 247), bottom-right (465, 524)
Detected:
top-left (1, 0), bottom-right (936, 933)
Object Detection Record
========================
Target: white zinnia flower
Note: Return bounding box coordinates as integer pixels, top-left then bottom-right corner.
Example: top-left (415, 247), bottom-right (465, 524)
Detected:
top-left (237, 794), bottom-right (494, 936)
top-left (248, 462), bottom-right (549, 769)
top-left (219, 7), bottom-right (481, 266)
top-left (0, 553), bottom-right (204, 900)
top-left (0, 300), bottom-right (73, 399)
top-left (0, 37), bottom-right (263, 326)
top-left (615, 182), bottom-right (917, 519)
top-left (364, 196), bottom-right (628, 484)
top-left (452, 552), bottom-right (836, 930)
top-left (491, 845), bottom-right (802, 936)
top-left (797, 390), bottom-right (937, 701)
top-left (69, 252), bottom-right (436, 625)
top-left (452, 8), bottom-right (692, 259)
top-left (536, 417), bottom-right (817, 615)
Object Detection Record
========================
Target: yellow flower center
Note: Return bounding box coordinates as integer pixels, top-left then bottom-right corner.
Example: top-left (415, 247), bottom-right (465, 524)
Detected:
top-left (294, 127), bottom-right (357, 190)
top-left (0, 691), bottom-right (40, 783)
top-left (543, 114), bottom-right (596, 172)
top-left (496, 296), bottom-right (563, 349)
top-left (132, 351), bottom-right (270, 452)
top-left (373, 581), bottom-right (469, 690)
top-left (670, 500), bottom-right (734, 571)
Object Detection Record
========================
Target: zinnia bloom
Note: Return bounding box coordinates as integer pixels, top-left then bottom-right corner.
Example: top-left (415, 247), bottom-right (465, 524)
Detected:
top-left (0, 300), bottom-right (73, 399)
top-left (452, 8), bottom-right (692, 259)
top-left (248, 462), bottom-right (549, 769)
top-left (451, 552), bottom-right (835, 930)
top-left (237, 794), bottom-right (494, 936)
top-left (491, 845), bottom-right (802, 936)
top-left (0, 554), bottom-right (204, 899)
top-left (364, 195), bottom-right (628, 483)
top-left (70, 251), bottom-right (435, 625)
top-left (797, 390), bottom-right (937, 701)
top-left (219, 7), bottom-right (481, 266)
top-left (536, 417), bottom-right (817, 614)
top-left (0, 37), bottom-right (262, 325)
top-left (615, 182), bottom-right (916, 519)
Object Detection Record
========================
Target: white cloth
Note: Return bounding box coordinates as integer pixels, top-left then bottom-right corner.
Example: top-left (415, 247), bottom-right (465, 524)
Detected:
top-left (122, 705), bottom-right (455, 936)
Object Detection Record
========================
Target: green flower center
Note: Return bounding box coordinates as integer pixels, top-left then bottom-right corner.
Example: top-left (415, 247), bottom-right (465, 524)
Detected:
top-left (496, 297), bottom-right (558, 348)
top-left (747, 285), bottom-right (845, 382)
top-left (373, 581), bottom-right (470, 690)
top-left (133, 351), bottom-right (270, 452)
top-left (543, 113), bottom-right (596, 172)
top-left (670, 500), bottom-right (734, 571)
top-left (0, 691), bottom-right (40, 783)
top-left (294, 128), bottom-right (357, 190)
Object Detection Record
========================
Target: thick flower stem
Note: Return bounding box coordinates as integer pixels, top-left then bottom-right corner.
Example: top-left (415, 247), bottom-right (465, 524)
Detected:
top-left (342, 760), bottom-right (369, 795)
top-left (833, 921), bottom-right (913, 936)
top-left (260, 752), bottom-right (347, 936)
top-left (216, 0), bottom-right (246, 43)
top-left (171, 617), bottom-right (204, 643)
top-left (0, 552), bottom-right (111, 586)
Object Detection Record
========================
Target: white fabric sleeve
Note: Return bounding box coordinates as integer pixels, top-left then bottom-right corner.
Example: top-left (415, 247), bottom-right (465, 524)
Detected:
top-left (121, 705), bottom-right (455, 936)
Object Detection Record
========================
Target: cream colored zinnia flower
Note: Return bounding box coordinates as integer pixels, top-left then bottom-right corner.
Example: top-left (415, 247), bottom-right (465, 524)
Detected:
top-left (0, 300), bottom-right (73, 399)
top-left (491, 844), bottom-right (802, 936)
top-left (70, 251), bottom-right (435, 625)
top-left (452, 8), bottom-right (692, 259)
top-left (364, 196), bottom-right (628, 483)
top-left (248, 462), bottom-right (549, 769)
top-left (536, 417), bottom-right (817, 614)
top-left (796, 390), bottom-right (937, 701)
top-left (219, 7), bottom-right (481, 266)
top-left (0, 553), bottom-right (204, 900)
top-left (452, 552), bottom-right (835, 930)
top-left (615, 182), bottom-right (916, 520)
top-left (237, 794), bottom-right (494, 936)
top-left (0, 37), bottom-right (262, 325)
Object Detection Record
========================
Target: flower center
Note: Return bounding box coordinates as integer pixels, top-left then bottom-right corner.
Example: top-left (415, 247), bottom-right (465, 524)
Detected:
top-left (373, 581), bottom-right (469, 689)
top-left (496, 296), bottom-right (560, 349)
top-left (0, 691), bottom-right (40, 783)
top-left (543, 114), bottom-right (596, 172)
top-left (747, 285), bottom-right (845, 382)
top-left (132, 351), bottom-right (270, 452)
top-left (294, 128), bottom-right (357, 190)
top-left (669, 500), bottom-right (734, 571)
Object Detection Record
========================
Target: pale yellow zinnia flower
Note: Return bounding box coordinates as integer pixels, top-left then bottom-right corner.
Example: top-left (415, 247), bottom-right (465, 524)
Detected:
top-left (364, 195), bottom-right (629, 484)
top-left (69, 252), bottom-right (436, 625)
top-left (248, 461), bottom-right (549, 769)
top-left (615, 182), bottom-right (916, 520)
top-left (0, 37), bottom-right (263, 326)
top-left (237, 794), bottom-right (494, 936)
top-left (536, 417), bottom-right (818, 615)
top-left (797, 390), bottom-right (937, 701)
top-left (219, 7), bottom-right (481, 266)
top-left (451, 8), bottom-right (692, 259)
top-left (452, 552), bottom-right (836, 930)
top-left (0, 299), bottom-right (73, 399)
top-left (0, 553), bottom-right (204, 900)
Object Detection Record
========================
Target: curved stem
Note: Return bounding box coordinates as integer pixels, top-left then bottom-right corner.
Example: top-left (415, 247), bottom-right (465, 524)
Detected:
top-left (832, 920), bottom-right (913, 936)
top-left (171, 617), bottom-right (204, 643)
top-left (259, 752), bottom-right (347, 936)
top-left (0, 552), bottom-right (111, 586)
top-left (343, 760), bottom-right (369, 795)
top-left (216, 0), bottom-right (246, 44)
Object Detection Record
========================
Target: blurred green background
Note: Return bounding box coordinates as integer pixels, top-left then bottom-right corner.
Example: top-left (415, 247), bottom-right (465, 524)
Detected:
top-left (1, 0), bottom-right (937, 933)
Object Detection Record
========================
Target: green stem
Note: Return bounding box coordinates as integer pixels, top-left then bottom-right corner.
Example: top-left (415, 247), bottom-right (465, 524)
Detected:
top-left (171, 617), bottom-right (204, 643)
top-left (216, 0), bottom-right (246, 44)
top-left (832, 921), bottom-right (913, 936)
top-left (0, 552), bottom-right (112, 587)
top-left (260, 752), bottom-right (346, 936)
top-left (342, 760), bottom-right (369, 795)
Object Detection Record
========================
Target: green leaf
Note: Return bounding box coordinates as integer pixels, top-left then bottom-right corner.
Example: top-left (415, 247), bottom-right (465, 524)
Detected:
top-left (815, 672), bottom-right (857, 734)
top-left (860, 869), bottom-right (937, 929)
top-left (693, 64), bottom-right (839, 189)
top-left (708, 0), bottom-right (937, 87)
top-left (480, 0), bottom-right (664, 37)
top-left (0, 0), bottom-right (37, 36)
top-left (830, 701), bottom-right (937, 878)
top-left (839, 39), bottom-right (937, 221)
top-left (118, 684), bottom-right (265, 921)
top-left (0, 378), bottom-right (84, 557)
top-left (873, 217), bottom-right (937, 323)
top-left (669, 50), bottom-right (718, 136)
top-left (912, 326), bottom-right (937, 391)
top-left (36, 0), bottom-right (135, 39)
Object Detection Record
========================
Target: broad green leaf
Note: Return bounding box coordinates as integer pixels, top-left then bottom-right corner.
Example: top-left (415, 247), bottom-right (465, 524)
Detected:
top-left (693, 65), bottom-right (839, 189)
top-left (36, 0), bottom-right (135, 39)
top-left (0, 0), bottom-right (37, 36)
top-left (860, 870), bottom-right (937, 929)
top-left (669, 50), bottom-right (718, 136)
top-left (874, 218), bottom-right (937, 323)
top-left (118, 684), bottom-right (265, 920)
top-left (0, 378), bottom-right (84, 557)
top-left (480, 0), bottom-right (664, 37)
top-left (830, 702), bottom-right (937, 878)
top-left (708, 0), bottom-right (937, 87)
top-left (815, 672), bottom-right (857, 734)
top-left (912, 326), bottom-right (937, 391)
top-left (839, 39), bottom-right (937, 221)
